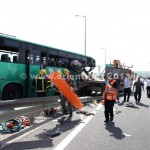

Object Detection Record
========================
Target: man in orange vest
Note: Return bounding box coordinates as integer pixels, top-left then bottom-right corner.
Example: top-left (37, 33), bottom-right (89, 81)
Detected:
top-left (103, 77), bottom-right (118, 123)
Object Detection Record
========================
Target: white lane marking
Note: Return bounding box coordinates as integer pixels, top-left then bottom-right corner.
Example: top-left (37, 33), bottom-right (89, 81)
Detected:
top-left (122, 133), bottom-right (131, 137)
top-left (54, 104), bottom-right (103, 150)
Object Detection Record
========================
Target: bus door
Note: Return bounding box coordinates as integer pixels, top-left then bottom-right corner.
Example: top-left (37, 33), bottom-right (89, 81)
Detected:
top-left (27, 50), bottom-right (41, 97)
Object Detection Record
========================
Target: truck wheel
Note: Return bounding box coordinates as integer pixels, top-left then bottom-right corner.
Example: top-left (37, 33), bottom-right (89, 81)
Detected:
top-left (2, 84), bottom-right (23, 100)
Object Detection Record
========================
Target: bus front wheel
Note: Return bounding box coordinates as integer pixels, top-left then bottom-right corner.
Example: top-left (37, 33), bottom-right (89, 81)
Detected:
top-left (2, 84), bottom-right (23, 100)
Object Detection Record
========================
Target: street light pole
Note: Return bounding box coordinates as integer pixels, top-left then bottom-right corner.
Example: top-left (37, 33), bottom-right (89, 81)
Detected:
top-left (75, 15), bottom-right (86, 56)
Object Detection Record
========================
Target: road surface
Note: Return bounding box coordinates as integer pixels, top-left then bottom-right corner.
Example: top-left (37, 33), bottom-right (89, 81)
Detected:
top-left (0, 91), bottom-right (150, 150)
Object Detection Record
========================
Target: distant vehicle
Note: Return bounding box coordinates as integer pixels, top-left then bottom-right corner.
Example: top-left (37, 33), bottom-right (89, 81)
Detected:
top-left (104, 60), bottom-right (134, 92)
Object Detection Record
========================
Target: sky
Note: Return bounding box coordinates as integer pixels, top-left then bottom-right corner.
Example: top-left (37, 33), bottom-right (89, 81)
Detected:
top-left (1, 0), bottom-right (150, 72)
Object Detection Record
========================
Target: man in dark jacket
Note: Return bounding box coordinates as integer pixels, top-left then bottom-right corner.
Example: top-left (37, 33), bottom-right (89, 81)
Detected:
top-left (133, 77), bottom-right (144, 104)
top-left (32, 69), bottom-right (51, 97)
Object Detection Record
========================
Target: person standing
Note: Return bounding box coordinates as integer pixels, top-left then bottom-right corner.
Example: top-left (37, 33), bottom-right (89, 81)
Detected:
top-left (102, 78), bottom-right (118, 123)
top-left (133, 77), bottom-right (144, 104)
top-left (32, 69), bottom-right (50, 97)
top-left (61, 69), bottom-right (77, 117)
top-left (123, 75), bottom-right (133, 103)
top-left (32, 69), bottom-right (51, 116)
top-left (146, 77), bottom-right (150, 98)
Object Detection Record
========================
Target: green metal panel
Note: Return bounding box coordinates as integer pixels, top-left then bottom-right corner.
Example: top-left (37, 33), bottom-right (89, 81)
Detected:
top-left (106, 64), bottom-right (112, 67)
top-left (0, 62), bottom-right (27, 99)
top-left (0, 61), bottom-right (77, 100)
top-left (27, 65), bottom-right (40, 98)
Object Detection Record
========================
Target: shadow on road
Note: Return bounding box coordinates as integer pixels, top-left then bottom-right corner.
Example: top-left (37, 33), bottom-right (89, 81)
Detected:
top-left (0, 115), bottom-right (81, 150)
top-left (105, 122), bottom-right (125, 140)
top-left (137, 103), bottom-right (149, 108)
top-left (125, 105), bottom-right (140, 109)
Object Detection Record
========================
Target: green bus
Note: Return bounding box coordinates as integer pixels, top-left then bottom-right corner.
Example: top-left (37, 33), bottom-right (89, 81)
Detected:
top-left (0, 34), bottom-right (105, 100)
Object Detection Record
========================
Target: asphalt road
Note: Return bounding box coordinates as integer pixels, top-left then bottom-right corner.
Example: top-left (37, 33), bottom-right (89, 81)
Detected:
top-left (1, 90), bottom-right (150, 150)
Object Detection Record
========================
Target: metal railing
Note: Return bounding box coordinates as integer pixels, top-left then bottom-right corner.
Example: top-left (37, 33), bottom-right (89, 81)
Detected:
top-left (0, 96), bottom-right (102, 122)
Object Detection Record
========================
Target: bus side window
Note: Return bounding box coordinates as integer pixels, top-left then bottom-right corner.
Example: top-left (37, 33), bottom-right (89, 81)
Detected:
top-left (51, 58), bottom-right (56, 67)
top-left (25, 50), bottom-right (29, 64)
top-left (47, 58), bottom-right (52, 66)
top-left (55, 58), bottom-right (61, 67)
top-left (30, 55), bottom-right (33, 64)
top-left (13, 56), bottom-right (18, 63)
top-left (36, 56), bottom-right (40, 64)
top-left (48, 55), bottom-right (53, 66)
top-left (1, 54), bottom-right (10, 62)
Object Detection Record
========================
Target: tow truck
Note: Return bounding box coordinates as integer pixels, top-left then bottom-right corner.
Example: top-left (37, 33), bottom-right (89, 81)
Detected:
top-left (67, 59), bottom-right (134, 97)
top-left (104, 60), bottom-right (134, 92)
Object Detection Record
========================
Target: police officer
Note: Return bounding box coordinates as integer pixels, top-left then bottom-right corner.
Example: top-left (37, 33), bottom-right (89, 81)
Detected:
top-left (103, 77), bottom-right (118, 123)
top-left (32, 69), bottom-right (51, 97)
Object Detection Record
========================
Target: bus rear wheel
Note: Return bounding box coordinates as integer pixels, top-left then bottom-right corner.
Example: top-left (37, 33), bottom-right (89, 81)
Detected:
top-left (2, 84), bottom-right (23, 100)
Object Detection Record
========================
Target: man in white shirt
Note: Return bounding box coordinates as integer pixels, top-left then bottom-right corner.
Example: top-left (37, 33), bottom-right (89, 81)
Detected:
top-left (146, 77), bottom-right (150, 98)
top-left (123, 75), bottom-right (133, 103)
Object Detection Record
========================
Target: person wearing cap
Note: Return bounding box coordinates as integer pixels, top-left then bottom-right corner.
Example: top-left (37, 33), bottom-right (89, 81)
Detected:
top-left (123, 74), bottom-right (133, 103)
top-left (103, 78), bottom-right (118, 123)
top-left (60, 69), bottom-right (77, 117)
top-left (32, 69), bottom-right (51, 97)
